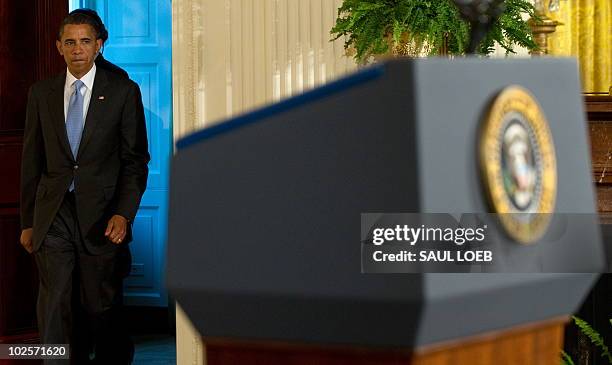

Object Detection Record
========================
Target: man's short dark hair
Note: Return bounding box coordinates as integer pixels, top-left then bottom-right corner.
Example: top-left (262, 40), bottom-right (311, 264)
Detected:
top-left (57, 12), bottom-right (103, 40)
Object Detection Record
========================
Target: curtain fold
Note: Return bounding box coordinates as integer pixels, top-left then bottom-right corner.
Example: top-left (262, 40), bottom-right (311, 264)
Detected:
top-left (547, 0), bottom-right (611, 93)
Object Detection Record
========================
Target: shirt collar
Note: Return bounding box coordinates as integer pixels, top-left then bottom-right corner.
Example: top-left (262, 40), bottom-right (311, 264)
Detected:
top-left (65, 63), bottom-right (97, 92)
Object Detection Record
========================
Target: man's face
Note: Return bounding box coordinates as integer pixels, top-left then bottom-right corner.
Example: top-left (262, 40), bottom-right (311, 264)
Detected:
top-left (56, 23), bottom-right (102, 79)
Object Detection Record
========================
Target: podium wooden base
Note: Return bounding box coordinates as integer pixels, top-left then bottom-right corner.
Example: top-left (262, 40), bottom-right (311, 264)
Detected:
top-left (203, 317), bottom-right (566, 365)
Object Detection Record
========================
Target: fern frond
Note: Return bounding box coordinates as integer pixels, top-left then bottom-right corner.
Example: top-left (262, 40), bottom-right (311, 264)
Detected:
top-left (561, 350), bottom-right (575, 365)
top-left (572, 316), bottom-right (612, 364)
top-left (330, 0), bottom-right (537, 62)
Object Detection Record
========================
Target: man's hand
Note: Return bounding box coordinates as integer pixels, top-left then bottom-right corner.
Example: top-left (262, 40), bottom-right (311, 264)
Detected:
top-left (105, 215), bottom-right (128, 244)
top-left (20, 228), bottom-right (34, 253)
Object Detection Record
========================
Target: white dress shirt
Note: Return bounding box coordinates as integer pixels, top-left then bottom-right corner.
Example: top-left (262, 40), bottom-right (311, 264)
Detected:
top-left (63, 64), bottom-right (97, 122)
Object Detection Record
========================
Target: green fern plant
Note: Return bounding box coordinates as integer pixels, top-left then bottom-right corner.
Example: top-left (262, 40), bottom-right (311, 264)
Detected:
top-left (561, 350), bottom-right (575, 365)
top-left (330, 0), bottom-right (538, 63)
top-left (562, 316), bottom-right (612, 365)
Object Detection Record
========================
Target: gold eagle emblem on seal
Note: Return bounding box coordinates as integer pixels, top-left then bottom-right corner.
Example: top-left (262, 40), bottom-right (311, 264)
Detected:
top-left (480, 85), bottom-right (557, 244)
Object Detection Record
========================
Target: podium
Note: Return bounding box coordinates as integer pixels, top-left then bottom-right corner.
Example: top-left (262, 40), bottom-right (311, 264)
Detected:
top-left (168, 59), bottom-right (601, 364)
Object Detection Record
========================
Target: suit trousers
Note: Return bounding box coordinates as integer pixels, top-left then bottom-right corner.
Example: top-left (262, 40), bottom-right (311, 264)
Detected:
top-left (34, 191), bottom-right (133, 364)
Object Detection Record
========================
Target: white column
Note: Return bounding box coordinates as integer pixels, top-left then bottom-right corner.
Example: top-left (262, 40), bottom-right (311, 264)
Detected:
top-left (172, 1), bottom-right (356, 363)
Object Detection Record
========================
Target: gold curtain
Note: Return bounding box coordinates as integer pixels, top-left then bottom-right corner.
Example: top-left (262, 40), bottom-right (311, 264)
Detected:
top-left (547, 0), bottom-right (611, 94)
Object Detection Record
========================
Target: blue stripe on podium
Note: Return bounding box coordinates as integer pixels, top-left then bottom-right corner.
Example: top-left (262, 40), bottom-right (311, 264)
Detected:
top-left (175, 64), bottom-right (386, 150)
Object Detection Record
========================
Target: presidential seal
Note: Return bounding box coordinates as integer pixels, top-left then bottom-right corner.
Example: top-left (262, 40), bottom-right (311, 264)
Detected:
top-left (479, 85), bottom-right (557, 244)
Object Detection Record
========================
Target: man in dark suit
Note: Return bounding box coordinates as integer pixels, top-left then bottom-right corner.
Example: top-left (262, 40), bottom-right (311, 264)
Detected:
top-left (19, 11), bottom-right (149, 364)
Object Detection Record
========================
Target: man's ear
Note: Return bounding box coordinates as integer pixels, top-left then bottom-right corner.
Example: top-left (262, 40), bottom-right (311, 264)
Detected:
top-left (56, 40), bottom-right (63, 56)
top-left (96, 39), bottom-right (103, 54)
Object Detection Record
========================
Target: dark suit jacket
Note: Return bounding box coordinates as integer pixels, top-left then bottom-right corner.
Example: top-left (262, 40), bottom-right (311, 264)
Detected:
top-left (20, 68), bottom-right (150, 254)
top-left (96, 54), bottom-right (129, 79)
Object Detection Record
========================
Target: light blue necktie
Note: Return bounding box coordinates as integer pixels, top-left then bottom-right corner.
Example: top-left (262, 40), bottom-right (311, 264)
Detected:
top-left (66, 80), bottom-right (85, 191)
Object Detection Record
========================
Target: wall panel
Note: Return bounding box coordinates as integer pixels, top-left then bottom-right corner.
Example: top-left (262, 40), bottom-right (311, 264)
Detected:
top-left (0, 0), bottom-right (68, 349)
top-left (173, 0), bottom-right (357, 142)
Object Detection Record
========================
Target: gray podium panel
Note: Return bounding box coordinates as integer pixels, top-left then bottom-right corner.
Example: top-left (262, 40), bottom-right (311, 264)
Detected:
top-left (168, 58), bottom-right (600, 348)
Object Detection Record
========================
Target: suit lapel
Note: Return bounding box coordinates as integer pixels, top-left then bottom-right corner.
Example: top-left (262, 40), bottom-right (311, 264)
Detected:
top-left (48, 72), bottom-right (74, 159)
top-left (77, 69), bottom-right (109, 158)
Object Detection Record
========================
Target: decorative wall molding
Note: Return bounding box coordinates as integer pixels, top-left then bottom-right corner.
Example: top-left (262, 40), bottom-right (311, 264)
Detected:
top-left (172, 0), bottom-right (357, 144)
